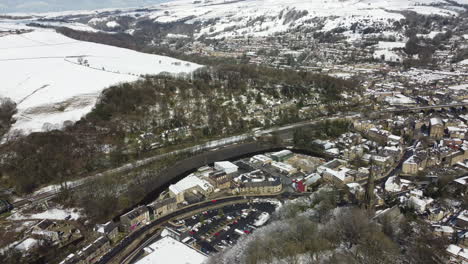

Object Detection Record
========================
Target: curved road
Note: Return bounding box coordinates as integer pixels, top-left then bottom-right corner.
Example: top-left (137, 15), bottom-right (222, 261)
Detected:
top-left (97, 193), bottom-right (309, 264)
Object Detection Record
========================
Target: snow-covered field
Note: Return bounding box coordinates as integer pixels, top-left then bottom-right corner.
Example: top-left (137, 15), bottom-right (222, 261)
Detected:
top-left (373, 41), bottom-right (406, 62)
top-left (0, 23), bottom-right (201, 135)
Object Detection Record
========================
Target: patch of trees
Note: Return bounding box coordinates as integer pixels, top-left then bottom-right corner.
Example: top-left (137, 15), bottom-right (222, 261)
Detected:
top-left (133, 19), bottom-right (196, 43)
top-left (431, 30), bottom-right (453, 46)
top-left (0, 98), bottom-right (17, 138)
top-left (452, 48), bottom-right (468, 63)
top-left (295, 120), bottom-right (350, 140)
top-left (282, 10), bottom-right (309, 25)
top-left (54, 24), bottom-right (239, 66)
top-left (26, 23), bottom-right (55, 29)
top-left (86, 82), bottom-right (158, 122)
top-left (362, 27), bottom-right (380, 34)
top-left (402, 11), bottom-right (458, 35)
top-left (56, 27), bottom-right (141, 50)
top-left (404, 36), bottom-right (437, 68)
top-left (313, 31), bottom-right (346, 43)
top-left (293, 120), bottom-right (351, 156)
top-left (143, 46), bottom-right (239, 66)
top-left (0, 131), bottom-right (97, 193)
top-left (0, 15), bottom-right (32, 20)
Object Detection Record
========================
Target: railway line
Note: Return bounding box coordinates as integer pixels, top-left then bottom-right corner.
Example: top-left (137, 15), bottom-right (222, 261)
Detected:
top-left (11, 102), bottom-right (466, 209)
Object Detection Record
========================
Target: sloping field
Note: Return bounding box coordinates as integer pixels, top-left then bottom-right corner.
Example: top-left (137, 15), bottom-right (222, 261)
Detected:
top-left (0, 27), bottom-right (201, 134)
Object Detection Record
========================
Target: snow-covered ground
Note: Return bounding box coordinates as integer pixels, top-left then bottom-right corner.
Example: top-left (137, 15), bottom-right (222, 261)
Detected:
top-left (9, 207), bottom-right (82, 221)
top-left (15, 238), bottom-right (39, 251)
top-left (0, 23), bottom-right (201, 135)
top-left (33, 178), bottom-right (86, 195)
top-left (373, 41), bottom-right (406, 62)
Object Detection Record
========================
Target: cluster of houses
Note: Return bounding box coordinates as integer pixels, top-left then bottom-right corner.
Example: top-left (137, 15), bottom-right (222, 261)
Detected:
top-left (402, 116), bottom-right (468, 176)
top-left (311, 124), bottom-right (404, 182)
top-left (381, 171), bottom-right (468, 263)
top-left (357, 111), bottom-right (468, 262)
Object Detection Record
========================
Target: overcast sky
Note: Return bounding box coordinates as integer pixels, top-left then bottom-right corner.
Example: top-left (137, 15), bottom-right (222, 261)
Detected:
top-left (0, 0), bottom-right (169, 13)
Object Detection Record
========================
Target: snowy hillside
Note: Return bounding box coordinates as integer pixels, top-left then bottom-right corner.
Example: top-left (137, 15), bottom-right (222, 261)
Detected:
top-left (145, 0), bottom-right (464, 37)
top-left (7, 0), bottom-right (467, 39)
top-left (0, 24), bottom-right (201, 135)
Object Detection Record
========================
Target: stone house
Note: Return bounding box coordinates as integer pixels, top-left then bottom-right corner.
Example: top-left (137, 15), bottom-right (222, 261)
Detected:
top-left (120, 206), bottom-right (150, 233)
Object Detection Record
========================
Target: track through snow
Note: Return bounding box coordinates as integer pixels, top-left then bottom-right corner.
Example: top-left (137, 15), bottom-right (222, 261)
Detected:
top-left (17, 85), bottom-right (50, 105)
top-left (0, 27), bottom-right (201, 135)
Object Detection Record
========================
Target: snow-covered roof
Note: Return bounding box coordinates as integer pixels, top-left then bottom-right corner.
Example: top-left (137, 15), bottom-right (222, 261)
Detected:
top-left (214, 161), bottom-right (238, 172)
top-left (271, 161), bottom-right (296, 173)
top-left (271, 150), bottom-right (293, 157)
top-left (388, 135), bottom-right (401, 142)
top-left (403, 155), bottom-right (417, 165)
top-left (384, 146), bottom-right (401, 152)
top-left (434, 225), bottom-right (454, 234)
top-left (447, 244), bottom-right (468, 260)
top-left (251, 154), bottom-right (273, 163)
top-left (137, 236), bottom-right (207, 264)
top-left (385, 176), bottom-right (404, 192)
top-left (430, 118), bottom-right (443, 126)
top-left (454, 176), bottom-right (468, 186)
top-left (323, 168), bottom-right (346, 181)
top-left (169, 174), bottom-right (213, 195)
top-left (384, 95), bottom-right (416, 105)
top-left (457, 210), bottom-right (468, 223)
top-left (325, 148), bottom-right (340, 155)
top-left (304, 173), bottom-right (321, 185)
top-left (346, 183), bottom-right (363, 194)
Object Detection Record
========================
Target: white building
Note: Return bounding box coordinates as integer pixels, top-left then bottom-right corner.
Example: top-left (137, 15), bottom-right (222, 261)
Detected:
top-left (214, 161), bottom-right (239, 174)
top-left (271, 161), bottom-right (297, 174)
top-left (137, 235), bottom-right (207, 264)
top-left (250, 154), bottom-right (273, 164)
top-left (169, 174), bottom-right (214, 203)
top-left (408, 196), bottom-right (433, 214)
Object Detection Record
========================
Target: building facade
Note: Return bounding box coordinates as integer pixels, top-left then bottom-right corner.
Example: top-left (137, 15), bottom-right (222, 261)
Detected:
top-left (120, 206), bottom-right (150, 232)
